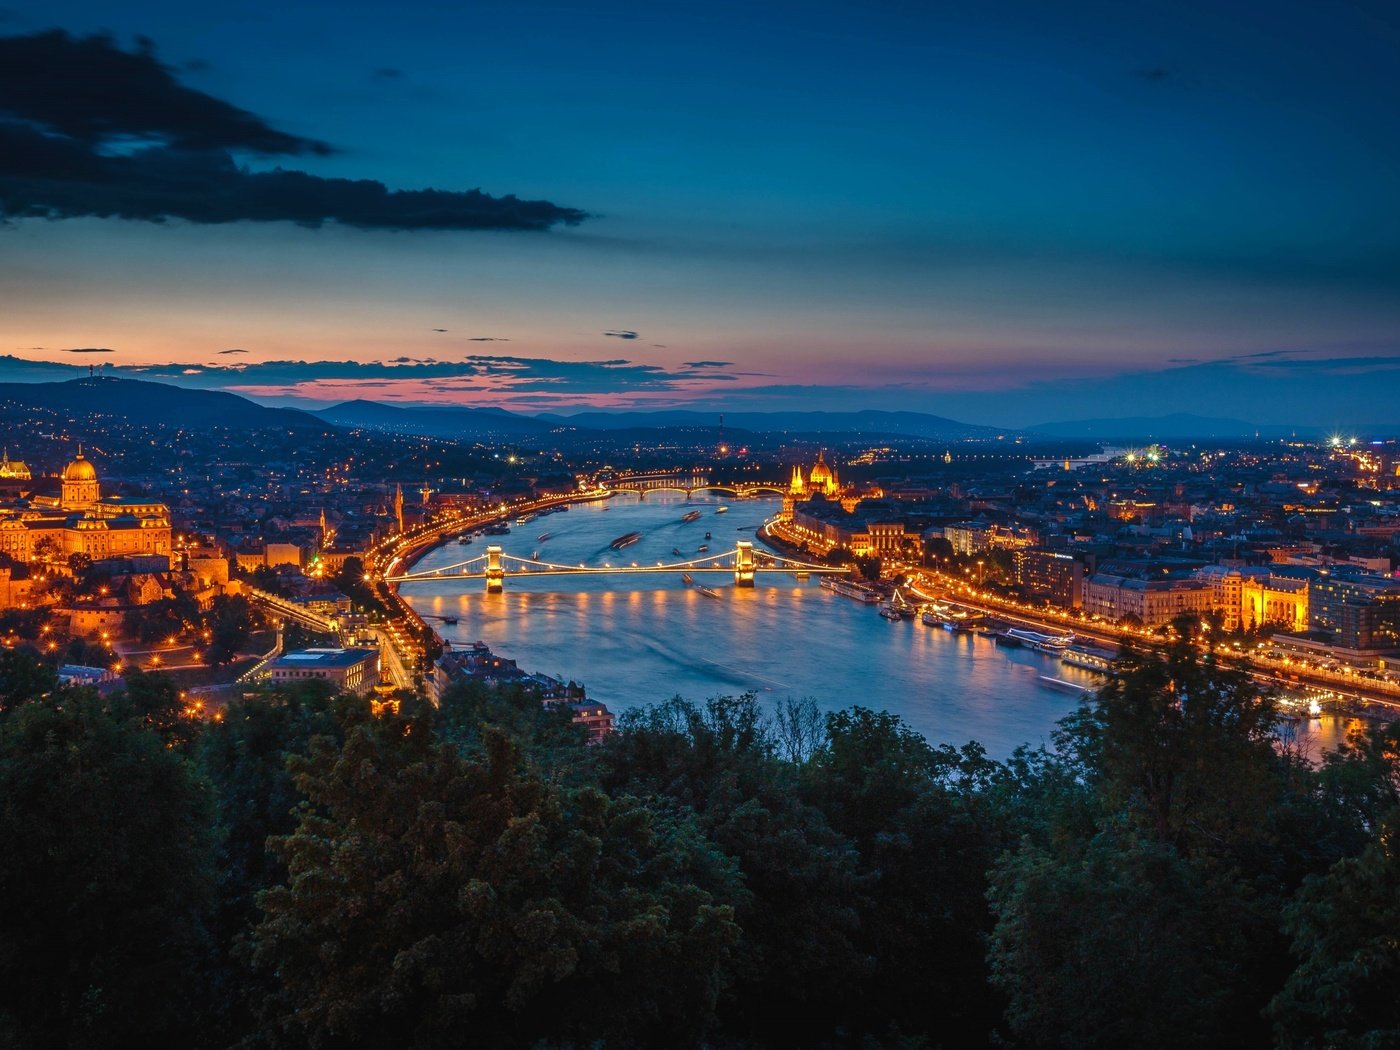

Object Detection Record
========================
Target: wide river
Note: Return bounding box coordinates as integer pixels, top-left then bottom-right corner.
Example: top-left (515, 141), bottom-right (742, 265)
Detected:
top-left (401, 494), bottom-right (1356, 759)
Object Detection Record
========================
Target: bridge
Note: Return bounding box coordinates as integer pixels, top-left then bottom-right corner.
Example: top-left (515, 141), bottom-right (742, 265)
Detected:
top-left (604, 472), bottom-right (787, 499)
top-left (381, 541), bottom-right (846, 591)
top-left (245, 586), bottom-right (343, 636)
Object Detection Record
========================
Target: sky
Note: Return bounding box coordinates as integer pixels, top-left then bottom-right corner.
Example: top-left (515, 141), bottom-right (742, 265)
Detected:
top-left (0, 0), bottom-right (1397, 427)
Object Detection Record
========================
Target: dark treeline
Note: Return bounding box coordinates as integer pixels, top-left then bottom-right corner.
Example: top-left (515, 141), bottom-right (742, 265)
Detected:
top-left (0, 626), bottom-right (1398, 1049)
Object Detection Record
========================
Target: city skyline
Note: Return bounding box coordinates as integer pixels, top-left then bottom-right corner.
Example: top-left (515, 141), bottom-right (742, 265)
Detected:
top-left (1, 1), bottom-right (1398, 426)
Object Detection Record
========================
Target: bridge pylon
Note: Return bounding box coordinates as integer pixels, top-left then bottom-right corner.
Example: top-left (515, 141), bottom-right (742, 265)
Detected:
top-left (485, 545), bottom-right (504, 592)
top-left (734, 541), bottom-right (755, 587)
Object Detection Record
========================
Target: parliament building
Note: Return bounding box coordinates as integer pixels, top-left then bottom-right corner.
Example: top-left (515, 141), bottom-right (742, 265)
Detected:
top-left (0, 450), bottom-right (172, 565)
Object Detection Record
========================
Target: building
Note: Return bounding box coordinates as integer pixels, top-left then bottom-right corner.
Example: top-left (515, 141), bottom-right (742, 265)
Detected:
top-left (1309, 572), bottom-right (1400, 651)
top-left (564, 700), bottom-right (615, 743)
top-left (943, 522), bottom-right (992, 556)
top-left (0, 449), bottom-right (31, 480)
top-left (1083, 573), bottom-right (1214, 626)
top-left (269, 647), bottom-right (380, 695)
top-left (0, 451), bottom-right (172, 566)
top-left (1240, 574), bottom-right (1309, 633)
top-left (1015, 549), bottom-right (1087, 608)
top-left (1196, 565), bottom-right (1309, 632)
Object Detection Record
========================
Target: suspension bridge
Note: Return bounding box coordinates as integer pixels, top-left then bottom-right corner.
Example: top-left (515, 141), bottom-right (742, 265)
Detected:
top-left (379, 540), bottom-right (846, 591)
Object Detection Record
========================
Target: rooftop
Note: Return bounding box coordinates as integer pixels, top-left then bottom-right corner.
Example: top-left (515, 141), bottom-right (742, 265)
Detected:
top-left (270, 647), bottom-right (377, 669)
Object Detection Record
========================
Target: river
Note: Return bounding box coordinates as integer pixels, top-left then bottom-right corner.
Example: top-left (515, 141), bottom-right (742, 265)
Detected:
top-left (400, 493), bottom-right (1358, 760)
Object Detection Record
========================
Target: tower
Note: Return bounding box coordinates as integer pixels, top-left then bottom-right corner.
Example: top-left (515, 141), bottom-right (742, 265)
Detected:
top-left (394, 484), bottom-right (404, 534)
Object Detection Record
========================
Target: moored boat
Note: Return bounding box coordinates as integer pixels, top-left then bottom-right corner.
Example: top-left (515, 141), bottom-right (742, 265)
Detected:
top-left (821, 576), bottom-right (882, 603)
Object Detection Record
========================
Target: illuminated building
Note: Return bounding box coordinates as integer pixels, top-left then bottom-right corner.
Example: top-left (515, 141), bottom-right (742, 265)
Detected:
top-left (0, 450), bottom-right (172, 565)
top-left (269, 647), bottom-right (380, 696)
top-left (1240, 574), bottom-right (1309, 633)
top-left (1083, 574), bottom-right (1214, 626)
top-left (1015, 549), bottom-right (1087, 608)
top-left (1309, 573), bottom-right (1400, 650)
top-left (781, 450), bottom-right (883, 521)
top-left (0, 449), bottom-right (31, 480)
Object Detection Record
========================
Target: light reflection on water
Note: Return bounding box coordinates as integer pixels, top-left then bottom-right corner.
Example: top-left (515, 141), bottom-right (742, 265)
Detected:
top-left (401, 493), bottom-right (1347, 760)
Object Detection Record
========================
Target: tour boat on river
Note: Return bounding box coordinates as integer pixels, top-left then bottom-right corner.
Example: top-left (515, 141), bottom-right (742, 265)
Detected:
top-left (609, 531), bottom-right (642, 550)
top-left (821, 576), bottom-right (881, 603)
top-left (681, 510), bottom-right (703, 522)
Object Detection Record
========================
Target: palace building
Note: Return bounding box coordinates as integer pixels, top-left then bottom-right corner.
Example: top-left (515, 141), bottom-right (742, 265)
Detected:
top-left (0, 450), bottom-right (172, 565)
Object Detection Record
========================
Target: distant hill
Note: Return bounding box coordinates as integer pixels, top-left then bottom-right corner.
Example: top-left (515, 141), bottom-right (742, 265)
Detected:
top-left (544, 408), bottom-right (1003, 440)
top-left (0, 376), bottom-right (327, 430)
top-left (1025, 413), bottom-right (1301, 441)
top-left (314, 400), bottom-right (558, 440)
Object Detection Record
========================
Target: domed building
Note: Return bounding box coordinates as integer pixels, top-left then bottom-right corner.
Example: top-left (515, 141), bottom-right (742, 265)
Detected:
top-left (0, 448), bottom-right (171, 565)
top-left (61, 450), bottom-right (100, 509)
top-left (788, 449), bottom-right (840, 500)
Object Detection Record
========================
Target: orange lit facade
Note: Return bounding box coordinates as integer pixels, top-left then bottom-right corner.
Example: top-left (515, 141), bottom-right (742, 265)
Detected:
top-left (0, 451), bottom-right (172, 565)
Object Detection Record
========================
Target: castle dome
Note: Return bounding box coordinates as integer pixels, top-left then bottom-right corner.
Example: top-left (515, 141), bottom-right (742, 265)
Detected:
top-left (63, 452), bottom-right (97, 482)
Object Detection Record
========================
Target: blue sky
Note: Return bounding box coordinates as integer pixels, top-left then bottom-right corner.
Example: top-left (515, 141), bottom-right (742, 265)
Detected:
top-left (0, 0), bottom-right (1396, 426)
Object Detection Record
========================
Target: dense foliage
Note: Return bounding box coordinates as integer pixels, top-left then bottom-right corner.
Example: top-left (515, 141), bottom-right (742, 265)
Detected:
top-left (0, 626), bottom-right (1397, 1048)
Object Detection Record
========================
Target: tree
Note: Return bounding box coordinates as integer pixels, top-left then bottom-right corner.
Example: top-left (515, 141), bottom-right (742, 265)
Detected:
top-left (0, 690), bottom-right (214, 1047)
top-left (0, 645), bottom-right (56, 712)
top-left (1066, 624), bottom-right (1282, 858)
top-left (250, 713), bottom-right (741, 1048)
top-left (988, 829), bottom-right (1251, 1049)
top-left (207, 594), bottom-right (256, 664)
top-left (1269, 813), bottom-right (1400, 1049)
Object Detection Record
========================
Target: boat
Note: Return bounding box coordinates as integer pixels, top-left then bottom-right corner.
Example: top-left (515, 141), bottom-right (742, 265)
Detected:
top-left (681, 573), bottom-right (695, 585)
top-left (696, 585), bottom-right (722, 599)
top-left (697, 545), bottom-right (709, 552)
top-left (880, 590), bottom-right (917, 620)
top-left (821, 576), bottom-right (882, 603)
top-left (704, 531), bottom-right (712, 539)
top-left (537, 532), bottom-right (552, 542)
top-left (715, 506), bottom-right (729, 514)
top-left (1060, 646), bottom-right (1116, 673)
top-left (920, 603), bottom-right (954, 627)
top-left (515, 513), bottom-right (535, 525)
top-left (1006, 627), bottom-right (1074, 649)
top-left (672, 547), bottom-right (683, 556)
top-left (681, 510), bottom-right (703, 523)
top-left (458, 535), bottom-right (473, 545)
top-left (1038, 676), bottom-right (1093, 694)
top-left (484, 523), bottom-right (510, 535)
top-left (531, 550), bottom-right (539, 560)
top-left (793, 570), bottom-right (810, 580)
top-left (609, 531), bottom-right (642, 550)
top-left (441, 615), bottom-right (458, 625)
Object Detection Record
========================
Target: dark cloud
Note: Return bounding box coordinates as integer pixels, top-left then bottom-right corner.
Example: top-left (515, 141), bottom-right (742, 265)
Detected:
top-left (1133, 67), bottom-right (1172, 82)
top-left (0, 30), bottom-right (329, 154)
top-left (0, 30), bottom-right (588, 232)
top-left (216, 347), bottom-right (248, 354)
top-left (431, 328), bottom-right (448, 332)
top-left (468, 336), bottom-right (509, 342)
top-left (684, 360), bottom-right (733, 368)
top-left (604, 330), bottom-right (639, 339)
top-left (58, 347), bottom-right (113, 353)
